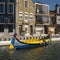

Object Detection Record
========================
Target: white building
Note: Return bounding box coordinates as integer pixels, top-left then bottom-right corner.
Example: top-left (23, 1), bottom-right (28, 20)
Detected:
top-left (34, 2), bottom-right (50, 35)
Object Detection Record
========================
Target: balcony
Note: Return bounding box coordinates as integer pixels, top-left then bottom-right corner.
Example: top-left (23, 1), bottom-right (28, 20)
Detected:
top-left (36, 20), bottom-right (49, 25)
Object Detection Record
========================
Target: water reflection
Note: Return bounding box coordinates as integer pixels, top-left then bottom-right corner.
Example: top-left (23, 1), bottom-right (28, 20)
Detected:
top-left (13, 47), bottom-right (44, 60)
top-left (0, 42), bottom-right (60, 60)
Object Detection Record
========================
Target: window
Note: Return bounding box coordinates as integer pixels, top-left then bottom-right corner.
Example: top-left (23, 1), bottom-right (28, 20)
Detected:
top-left (36, 5), bottom-right (42, 13)
top-left (0, 3), bottom-right (5, 14)
top-left (36, 4), bottom-right (48, 14)
top-left (30, 13), bottom-right (33, 20)
top-left (24, 13), bottom-right (28, 23)
top-left (25, 27), bottom-right (27, 32)
top-left (0, 0), bottom-right (5, 2)
top-left (24, 16), bottom-right (28, 22)
top-left (50, 17), bottom-right (55, 24)
top-left (42, 5), bottom-right (49, 14)
top-left (8, 0), bottom-right (15, 2)
top-left (25, 16), bottom-right (28, 20)
top-left (42, 16), bottom-right (49, 23)
top-left (7, 3), bottom-right (14, 14)
top-left (36, 16), bottom-right (43, 24)
top-left (8, 15), bottom-right (14, 23)
top-left (0, 24), bottom-right (4, 32)
top-left (36, 16), bottom-right (49, 24)
top-left (25, 1), bottom-right (28, 8)
top-left (59, 8), bottom-right (60, 13)
top-left (0, 15), bottom-right (4, 23)
top-left (37, 9), bottom-right (39, 13)
top-left (19, 12), bottom-right (23, 20)
top-left (8, 25), bottom-right (13, 32)
top-left (24, 25), bottom-right (28, 33)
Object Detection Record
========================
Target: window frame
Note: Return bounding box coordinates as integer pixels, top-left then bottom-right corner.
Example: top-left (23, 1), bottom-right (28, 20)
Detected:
top-left (7, 3), bottom-right (14, 14)
top-left (0, 2), bottom-right (5, 14)
top-left (0, 24), bottom-right (4, 32)
top-left (0, 14), bottom-right (4, 23)
top-left (8, 25), bottom-right (13, 33)
top-left (30, 13), bottom-right (33, 20)
top-left (8, 0), bottom-right (15, 2)
top-left (19, 12), bottom-right (23, 20)
top-left (24, 12), bottom-right (28, 23)
top-left (42, 16), bottom-right (49, 23)
top-left (8, 14), bottom-right (14, 23)
top-left (24, 0), bottom-right (28, 8)
top-left (0, 0), bottom-right (5, 2)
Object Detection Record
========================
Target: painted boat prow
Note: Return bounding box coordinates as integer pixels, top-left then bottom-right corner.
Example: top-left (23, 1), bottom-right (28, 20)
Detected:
top-left (9, 36), bottom-right (15, 49)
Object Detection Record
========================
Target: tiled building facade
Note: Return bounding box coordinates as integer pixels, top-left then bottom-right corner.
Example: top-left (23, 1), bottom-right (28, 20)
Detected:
top-left (0, 0), bottom-right (15, 37)
top-left (0, 0), bottom-right (35, 37)
top-left (16, 0), bottom-right (35, 36)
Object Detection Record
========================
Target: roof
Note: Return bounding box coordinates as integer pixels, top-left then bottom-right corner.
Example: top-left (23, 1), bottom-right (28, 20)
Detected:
top-left (50, 10), bottom-right (56, 16)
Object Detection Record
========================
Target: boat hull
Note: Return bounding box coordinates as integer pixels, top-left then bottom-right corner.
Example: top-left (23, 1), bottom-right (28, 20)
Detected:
top-left (14, 44), bottom-right (40, 49)
top-left (14, 39), bottom-right (49, 49)
top-left (9, 36), bottom-right (49, 49)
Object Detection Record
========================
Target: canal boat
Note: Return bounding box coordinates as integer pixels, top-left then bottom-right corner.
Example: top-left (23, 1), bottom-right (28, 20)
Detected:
top-left (9, 34), bottom-right (50, 49)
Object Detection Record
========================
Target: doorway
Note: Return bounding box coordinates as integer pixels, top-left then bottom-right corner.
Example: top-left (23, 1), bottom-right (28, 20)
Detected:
top-left (44, 26), bottom-right (48, 34)
top-left (30, 25), bottom-right (33, 35)
top-left (19, 25), bottom-right (22, 35)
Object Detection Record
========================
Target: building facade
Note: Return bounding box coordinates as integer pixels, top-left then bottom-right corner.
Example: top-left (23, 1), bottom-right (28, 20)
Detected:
top-left (0, 0), bottom-right (15, 37)
top-left (0, 0), bottom-right (56, 37)
top-left (34, 2), bottom-right (50, 35)
top-left (16, 0), bottom-right (35, 36)
top-left (48, 11), bottom-right (56, 35)
top-left (55, 4), bottom-right (60, 33)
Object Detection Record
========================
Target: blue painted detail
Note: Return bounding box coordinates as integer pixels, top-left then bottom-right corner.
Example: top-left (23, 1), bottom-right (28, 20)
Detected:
top-left (11, 36), bottom-right (15, 45)
top-left (14, 44), bottom-right (41, 49)
top-left (44, 42), bottom-right (49, 46)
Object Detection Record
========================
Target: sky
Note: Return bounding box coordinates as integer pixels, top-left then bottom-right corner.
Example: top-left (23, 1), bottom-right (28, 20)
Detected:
top-left (32, 0), bottom-right (60, 10)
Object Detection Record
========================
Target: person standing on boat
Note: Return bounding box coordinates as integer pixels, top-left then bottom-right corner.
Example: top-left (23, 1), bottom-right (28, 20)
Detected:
top-left (14, 33), bottom-right (17, 38)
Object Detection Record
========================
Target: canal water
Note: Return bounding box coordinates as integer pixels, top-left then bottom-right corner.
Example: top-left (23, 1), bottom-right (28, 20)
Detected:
top-left (0, 41), bottom-right (60, 60)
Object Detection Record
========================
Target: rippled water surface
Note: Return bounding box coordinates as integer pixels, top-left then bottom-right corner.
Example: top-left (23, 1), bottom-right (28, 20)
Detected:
top-left (0, 42), bottom-right (60, 60)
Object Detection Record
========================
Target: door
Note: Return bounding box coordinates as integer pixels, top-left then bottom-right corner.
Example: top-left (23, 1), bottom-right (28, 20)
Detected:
top-left (30, 25), bottom-right (33, 35)
top-left (19, 25), bottom-right (22, 35)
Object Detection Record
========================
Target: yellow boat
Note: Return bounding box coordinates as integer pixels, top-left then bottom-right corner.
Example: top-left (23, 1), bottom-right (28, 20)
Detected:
top-left (9, 35), bottom-right (50, 49)
top-left (20, 38), bottom-right (50, 44)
